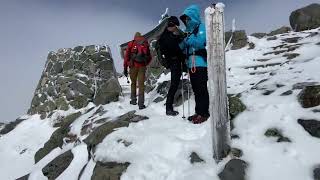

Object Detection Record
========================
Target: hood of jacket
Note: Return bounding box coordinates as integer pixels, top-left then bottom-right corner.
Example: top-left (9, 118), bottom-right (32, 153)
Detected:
top-left (181, 5), bottom-right (201, 33)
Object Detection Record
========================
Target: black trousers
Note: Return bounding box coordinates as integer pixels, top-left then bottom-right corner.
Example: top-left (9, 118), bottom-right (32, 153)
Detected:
top-left (189, 67), bottom-right (209, 117)
top-left (166, 61), bottom-right (182, 111)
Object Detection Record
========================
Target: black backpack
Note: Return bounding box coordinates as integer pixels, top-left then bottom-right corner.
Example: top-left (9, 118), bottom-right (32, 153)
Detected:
top-left (153, 40), bottom-right (170, 68)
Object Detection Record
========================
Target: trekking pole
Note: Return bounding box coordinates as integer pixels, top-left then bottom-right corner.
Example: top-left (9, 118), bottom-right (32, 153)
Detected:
top-left (187, 73), bottom-right (190, 118)
top-left (181, 65), bottom-right (186, 119)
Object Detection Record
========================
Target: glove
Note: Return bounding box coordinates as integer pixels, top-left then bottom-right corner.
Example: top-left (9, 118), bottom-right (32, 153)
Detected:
top-left (123, 68), bottom-right (128, 77)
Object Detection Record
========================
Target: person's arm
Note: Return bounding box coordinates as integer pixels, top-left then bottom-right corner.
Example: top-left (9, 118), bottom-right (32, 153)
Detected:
top-left (185, 24), bottom-right (206, 51)
top-left (124, 42), bottom-right (132, 69)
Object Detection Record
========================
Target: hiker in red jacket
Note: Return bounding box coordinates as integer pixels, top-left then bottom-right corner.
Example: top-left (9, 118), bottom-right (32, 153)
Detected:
top-left (123, 32), bottom-right (152, 110)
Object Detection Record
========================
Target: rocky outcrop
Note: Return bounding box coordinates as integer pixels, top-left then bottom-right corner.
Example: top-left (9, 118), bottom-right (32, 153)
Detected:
top-left (42, 150), bottom-right (74, 180)
top-left (34, 112), bottom-right (81, 163)
top-left (28, 45), bottom-right (121, 119)
top-left (219, 159), bottom-right (248, 180)
top-left (298, 85), bottom-right (320, 108)
top-left (0, 117), bottom-right (27, 135)
top-left (225, 30), bottom-right (248, 50)
top-left (290, 3), bottom-right (320, 31)
top-left (84, 111), bottom-right (148, 152)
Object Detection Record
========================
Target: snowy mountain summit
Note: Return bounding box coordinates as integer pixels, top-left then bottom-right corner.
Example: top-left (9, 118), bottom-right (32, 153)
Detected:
top-left (1, 4), bottom-right (320, 180)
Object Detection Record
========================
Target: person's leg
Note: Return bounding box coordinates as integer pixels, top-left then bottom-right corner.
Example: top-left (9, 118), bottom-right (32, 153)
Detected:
top-left (189, 67), bottom-right (209, 122)
top-left (130, 67), bottom-right (139, 104)
top-left (137, 66), bottom-right (146, 109)
top-left (166, 62), bottom-right (182, 115)
top-left (195, 67), bottom-right (209, 117)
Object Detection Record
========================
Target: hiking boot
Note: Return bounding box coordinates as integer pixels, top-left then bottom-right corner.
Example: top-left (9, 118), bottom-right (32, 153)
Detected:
top-left (187, 114), bottom-right (198, 121)
top-left (191, 115), bottom-right (209, 124)
top-left (139, 105), bottom-right (146, 110)
top-left (166, 109), bottom-right (179, 116)
top-left (130, 100), bottom-right (137, 105)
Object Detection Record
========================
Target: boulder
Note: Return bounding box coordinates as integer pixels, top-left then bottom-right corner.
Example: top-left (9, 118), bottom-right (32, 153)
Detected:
top-left (42, 150), bottom-right (74, 180)
top-left (298, 85), bottom-right (320, 108)
top-left (84, 111), bottom-right (148, 151)
top-left (85, 45), bottom-right (96, 55)
top-left (250, 32), bottom-right (267, 39)
top-left (55, 97), bottom-right (69, 111)
top-left (314, 165), bottom-right (320, 180)
top-left (290, 3), bottom-right (320, 31)
top-left (53, 62), bottom-right (63, 74)
top-left (70, 96), bottom-right (89, 109)
top-left (0, 117), bottom-right (27, 135)
top-left (228, 95), bottom-right (246, 120)
top-left (219, 159), bottom-right (248, 180)
top-left (225, 30), bottom-right (248, 50)
top-left (91, 161), bottom-right (130, 180)
top-left (298, 119), bottom-right (320, 138)
top-left (268, 26), bottom-right (291, 36)
top-left (156, 79), bottom-right (192, 106)
top-left (69, 80), bottom-right (94, 97)
top-left (93, 78), bottom-right (121, 105)
top-left (63, 60), bottom-right (74, 72)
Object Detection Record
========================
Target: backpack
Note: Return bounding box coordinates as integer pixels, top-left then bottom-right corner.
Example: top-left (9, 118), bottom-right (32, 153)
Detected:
top-left (130, 39), bottom-right (151, 64)
top-left (154, 40), bottom-right (170, 68)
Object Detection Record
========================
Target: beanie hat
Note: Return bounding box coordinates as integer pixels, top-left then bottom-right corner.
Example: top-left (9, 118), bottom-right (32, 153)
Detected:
top-left (168, 16), bottom-right (180, 26)
top-left (134, 32), bottom-right (142, 38)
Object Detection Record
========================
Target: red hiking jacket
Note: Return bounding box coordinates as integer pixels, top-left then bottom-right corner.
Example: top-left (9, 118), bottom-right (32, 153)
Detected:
top-left (124, 36), bottom-right (152, 69)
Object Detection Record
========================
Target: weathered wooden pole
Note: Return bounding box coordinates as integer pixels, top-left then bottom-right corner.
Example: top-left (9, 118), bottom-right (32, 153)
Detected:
top-left (205, 3), bottom-right (231, 161)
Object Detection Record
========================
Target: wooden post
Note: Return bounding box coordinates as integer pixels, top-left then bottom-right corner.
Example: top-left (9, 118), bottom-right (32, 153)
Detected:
top-left (205, 3), bottom-right (230, 161)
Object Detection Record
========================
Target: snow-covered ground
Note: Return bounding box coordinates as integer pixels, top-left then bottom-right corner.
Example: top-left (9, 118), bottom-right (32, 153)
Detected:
top-left (0, 28), bottom-right (319, 180)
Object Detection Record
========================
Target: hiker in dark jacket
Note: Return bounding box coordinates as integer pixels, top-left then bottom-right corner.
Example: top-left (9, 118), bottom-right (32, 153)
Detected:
top-left (180, 5), bottom-right (209, 123)
top-left (124, 32), bottom-right (152, 110)
top-left (158, 16), bottom-right (186, 116)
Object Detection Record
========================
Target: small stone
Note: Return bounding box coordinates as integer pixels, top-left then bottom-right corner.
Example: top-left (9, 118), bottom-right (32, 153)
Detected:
top-left (153, 96), bottom-right (165, 103)
top-left (73, 46), bottom-right (84, 53)
top-left (230, 148), bottom-right (243, 158)
top-left (117, 139), bottom-right (132, 147)
top-left (262, 90), bottom-right (275, 95)
top-left (267, 36), bottom-right (277, 41)
top-left (280, 90), bottom-right (293, 96)
top-left (190, 152), bottom-right (204, 164)
top-left (219, 159), bottom-right (248, 180)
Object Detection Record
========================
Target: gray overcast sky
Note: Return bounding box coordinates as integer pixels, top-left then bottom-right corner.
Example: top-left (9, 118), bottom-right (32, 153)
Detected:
top-left (1, 0), bottom-right (319, 122)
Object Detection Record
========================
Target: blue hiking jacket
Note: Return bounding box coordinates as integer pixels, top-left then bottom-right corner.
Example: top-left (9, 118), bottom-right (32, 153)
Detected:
top-left (179, 5), bottom-right (207, 68)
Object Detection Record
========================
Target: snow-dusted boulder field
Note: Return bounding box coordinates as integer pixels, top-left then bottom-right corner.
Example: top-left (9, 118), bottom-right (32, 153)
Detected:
top-left (1, 26), bottom-right (319, 180)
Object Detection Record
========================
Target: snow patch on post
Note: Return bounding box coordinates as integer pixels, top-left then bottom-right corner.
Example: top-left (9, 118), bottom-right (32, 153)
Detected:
top-left (205, 3), bottom-right (230, 162)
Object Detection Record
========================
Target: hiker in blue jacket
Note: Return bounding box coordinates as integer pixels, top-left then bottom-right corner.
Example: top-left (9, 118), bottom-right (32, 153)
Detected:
top-left (180, 5), bottom-right (209, 124)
